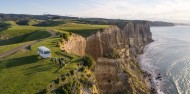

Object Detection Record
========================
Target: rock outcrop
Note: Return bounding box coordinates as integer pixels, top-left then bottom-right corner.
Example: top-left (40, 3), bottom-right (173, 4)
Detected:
top-left (61, 21), bottom-right (153, 94)
top-left (60, 34), bottom-right (86, 55)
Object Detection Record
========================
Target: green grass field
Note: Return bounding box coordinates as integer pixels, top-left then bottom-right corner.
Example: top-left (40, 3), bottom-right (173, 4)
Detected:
top-left (58, 23), bottom-right (109, 37)
top-left (0, 20), bottom-right (109, 40)
top-left (0, 37), bottom-right (79, 94)
top-left (22, 30), bottom-right (51, 42)
top-left (0, 30), bottom-right (51, 46)
top-left (0, 26), bottom-right (47, 39)
top-left (0, 20), bottom-right (109, 93)
top-left (0, 41), bottom-right (31, 53)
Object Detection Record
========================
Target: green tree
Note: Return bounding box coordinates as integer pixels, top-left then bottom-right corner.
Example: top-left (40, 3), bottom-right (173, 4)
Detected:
top-left (81, 55), bottom-right (94, 69)
top-left (16, 20), bottom-right (29, 25)
top-left (61, 33), bottom-right (69, 41)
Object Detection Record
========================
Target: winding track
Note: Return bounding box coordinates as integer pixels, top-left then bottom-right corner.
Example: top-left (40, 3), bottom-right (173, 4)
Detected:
top-left (0, 30), bottom-right (56, 59)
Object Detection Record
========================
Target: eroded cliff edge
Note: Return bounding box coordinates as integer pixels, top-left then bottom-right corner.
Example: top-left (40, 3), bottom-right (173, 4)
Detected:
top-left (61, 21), bottom-right (153, 94)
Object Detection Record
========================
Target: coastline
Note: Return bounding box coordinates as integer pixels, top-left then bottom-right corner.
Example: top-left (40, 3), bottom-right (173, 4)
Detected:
top-left (138, 43), bottom-right (165, 94)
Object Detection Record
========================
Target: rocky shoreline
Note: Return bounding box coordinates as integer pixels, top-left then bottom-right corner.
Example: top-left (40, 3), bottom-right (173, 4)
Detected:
top-left (138, 48), bottom-right (165, 94)
top-left (142, 70), bottom-right (163, 93)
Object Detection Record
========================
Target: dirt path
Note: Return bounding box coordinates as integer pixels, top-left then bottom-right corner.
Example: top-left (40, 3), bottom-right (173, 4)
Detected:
top-left (0, 30), bottom-right (56, 59)
top-left (47, 30), bottom-right (56, 38)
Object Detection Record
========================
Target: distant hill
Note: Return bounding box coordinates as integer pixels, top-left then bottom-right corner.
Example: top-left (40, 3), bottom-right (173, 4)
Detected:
top-left (174, 23), bottom-right (190, 26)
top-left (0, 13), bottom-right (78, 21)
top-left (0, 13), bottom-right (176, 27)
top-left (149, 21), bottom-right (175, 27)
top-left (0, 13), bottom-right (150, 29)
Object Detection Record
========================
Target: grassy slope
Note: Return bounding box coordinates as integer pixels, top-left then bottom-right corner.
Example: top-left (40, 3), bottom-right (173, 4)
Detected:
top-left (0, 21), bottom-right (109, 39)
top-left (0, 26), bottom-right (47, 39)
top-left (22, 30), bottom-right (51, 42)
top-left (123, 59), bottom-right (150, 94)
top-left (0, 21), bottom-right (52, 39)
top-left (0, 21), bottom-right (110, 93)
top-left (0, 37), bottom-right (79, 94)
top-left (0, 30), bottom-right (51, 46)
top-left (0, 51), bottom-right (61, 94)
top-left (57, 23), bottom-right (109, 37)
top-left (0, 41), bottom-right (31, 53)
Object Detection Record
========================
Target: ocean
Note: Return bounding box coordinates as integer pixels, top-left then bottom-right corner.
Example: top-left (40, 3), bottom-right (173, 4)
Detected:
top-left (139, 26), bottom-right (190, 94)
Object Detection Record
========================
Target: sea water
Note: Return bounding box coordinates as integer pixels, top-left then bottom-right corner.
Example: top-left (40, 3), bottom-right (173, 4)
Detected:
top-left (139, 26), bottom-right (190, 94)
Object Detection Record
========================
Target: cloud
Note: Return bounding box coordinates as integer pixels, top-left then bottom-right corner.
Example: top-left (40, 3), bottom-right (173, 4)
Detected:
top-left (70, 0), bottom-right (190, 22)
top-left (1, 0), bottom-right (189, 23)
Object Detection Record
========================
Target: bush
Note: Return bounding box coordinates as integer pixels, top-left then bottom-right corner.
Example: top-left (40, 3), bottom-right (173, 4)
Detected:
top-left (87, 74), bottom-right (92, 78)
top-left (103, 48), bottom-right (120, 59)
top-left (70, 70), bottom-right (75, 75)
top-left (61, 33), bottom-right (69, 41)
top-left (54, 78), bottom-right (60, 84)
top-left (69, 32), bottom-right (72, 36)
top-left (61, 77), bottom-right (66, 82)
top-left (56, 41), bottom-right (60, 47)
top-left (66, 73), bottom-right (70, 77)
top-left (62, 88), bottom-right (68, 94)
top-left (16, 20), bottom-right (29, 25)
top-left (79, 66), bottom-right (85, 72)
top-left (57, 80), bottom-right (81, 94)
top-left (81, 55), bottom-right (94, 69)
top-left (0, 22), bottom-right (10, 27)
top-left (79, 78), bottom-right (93, 88)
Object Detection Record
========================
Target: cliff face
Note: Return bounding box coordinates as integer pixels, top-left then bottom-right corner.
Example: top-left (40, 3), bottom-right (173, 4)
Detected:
top-left (61, 21), bottom-right (153, 94)
top-left (86, 22), bottom-right (152, 59)
top-left (60, 34), bottom-right (86, 55)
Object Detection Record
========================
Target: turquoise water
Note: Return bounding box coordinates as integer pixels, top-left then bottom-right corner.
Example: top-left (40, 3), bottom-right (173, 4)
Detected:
top-left (139, 26), bottom-right (190, 94)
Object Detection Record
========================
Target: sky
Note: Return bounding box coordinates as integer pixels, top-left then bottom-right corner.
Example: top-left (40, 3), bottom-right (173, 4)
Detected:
top-left (1, 0), bottom-right (190, 23)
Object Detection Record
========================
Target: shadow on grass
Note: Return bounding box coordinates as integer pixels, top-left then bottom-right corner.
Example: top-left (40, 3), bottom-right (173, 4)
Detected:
top-left (0, 33), bottom-right (31, 46)
top-left (0, 27), bottom-right (9, 32)
top-left (24, 64), bottom-right (53, 75)
top-left (0, 55), bottom-right (38, 69)
top-left (33, 20), bottom-right (65, 27)
top-left (0, 30), bottom-right (50, 46)
top-left (55, 52), bottom-right (73, 59)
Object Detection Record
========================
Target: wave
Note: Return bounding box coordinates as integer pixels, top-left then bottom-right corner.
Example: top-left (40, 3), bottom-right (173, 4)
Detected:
top-left (142, 26), bottom-right (190, 94)
top-left (138, 45), bottom-right (165, 94)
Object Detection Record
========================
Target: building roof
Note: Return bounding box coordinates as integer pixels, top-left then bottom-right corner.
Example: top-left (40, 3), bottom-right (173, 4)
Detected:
top-left (38, 46), bottom-right (50, 52)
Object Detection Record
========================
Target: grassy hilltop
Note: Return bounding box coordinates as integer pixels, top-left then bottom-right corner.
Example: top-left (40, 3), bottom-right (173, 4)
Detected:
top-left (0, 18), bottom-right (109, 93)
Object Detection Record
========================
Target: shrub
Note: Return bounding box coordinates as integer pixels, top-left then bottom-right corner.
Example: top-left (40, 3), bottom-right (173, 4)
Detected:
top-left (56, 41), bottom-right (60, 47)
top-left (79, 66), bottom-right (85, 72)
top-left (61, 33), bottom-right (69, 41)
top-left (103, 48), bottom-right (120, 59)
top-left (0, 22), bottom-right (10, 27)
top-left (69, 32), bottom-right (72, 36)
top-left (16, 20), bottom-right (29, 25)
top-left (70, 70), bottom-right (75, 75)
top-left (81, 55), bottom-right (94, 69)
top-left (59, 80), bottom-right (81, 94)
top-left (66, 73), bottom-right (70, 77)
top-left (87, 74), bottom-right (92, 78)
top-left (62, 88), bottom-right (68, 94)
top-left (54, 78), bottom-right (60, 84)
top-left (61, 77), bottom-right (66, 82)
top-left (80, 78), bottom-right (93, 88)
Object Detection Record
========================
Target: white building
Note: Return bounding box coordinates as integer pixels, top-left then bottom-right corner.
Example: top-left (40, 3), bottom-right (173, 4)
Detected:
top-left (37, 46), bottom-right (51, 58)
